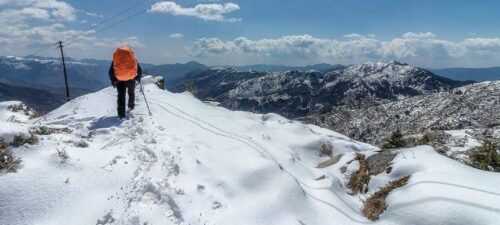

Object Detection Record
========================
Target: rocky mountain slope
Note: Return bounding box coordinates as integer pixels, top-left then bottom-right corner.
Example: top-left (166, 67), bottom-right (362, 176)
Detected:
top-left (1, 77), bottom-right (499, 225)
top-left (309, 81), bottom-right (500, 145)
top-left (307, 81), bottom-right (500, 168)
top-left (232, 63), bottom-right (344, 73)
top-left (0, 82), bottom-right (65, 113)
top-left (174, 61), bottom-right (470, 118)
top-left (143, 61), bottom-right (208, 89)
top-left (0, 56), bottom-right (109, 91)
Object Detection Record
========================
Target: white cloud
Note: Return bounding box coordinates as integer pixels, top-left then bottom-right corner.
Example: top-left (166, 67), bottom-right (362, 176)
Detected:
top-left (83, 11), bottom-right (103, 18)
top-left (401, 32), bottom-right (436, 39)
top-left (169, 33), bottom-right (184, 39)
top-left (190, 33), bottom-right (500, 67)
top-left (0, 0), bottom-right (76, 21)
top-left (150, 1), bottom-right (241, 22)
top-left (0, 0), bottom-right (143, 58)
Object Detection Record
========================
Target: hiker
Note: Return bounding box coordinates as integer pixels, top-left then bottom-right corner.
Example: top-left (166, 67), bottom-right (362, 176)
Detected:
top-left (109, 46), bottom-right (143, 118)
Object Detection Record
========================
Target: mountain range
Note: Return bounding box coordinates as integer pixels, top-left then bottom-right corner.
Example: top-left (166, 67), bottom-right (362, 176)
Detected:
top-left (172, 61), bottom-right (471, 118)
top-left (168, 61), bottom-right (500, 171)
top-left (0, 82), bottom-right (65, 113)
top-left (0, 56), bottom-right (209, 103)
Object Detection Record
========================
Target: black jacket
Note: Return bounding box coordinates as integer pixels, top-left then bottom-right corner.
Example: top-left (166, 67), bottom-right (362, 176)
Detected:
top-left (108, 62), bottom-right (143, 84)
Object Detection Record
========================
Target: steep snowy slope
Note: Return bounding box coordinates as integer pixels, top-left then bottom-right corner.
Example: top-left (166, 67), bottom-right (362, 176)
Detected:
top-left (1, 78), bottom-right (499, 225)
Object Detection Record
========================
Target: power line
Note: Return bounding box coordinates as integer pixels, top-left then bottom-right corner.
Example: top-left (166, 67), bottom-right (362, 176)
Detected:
top-left (27, 43), bottom-right (59, 57)
top-left (26, 0), bottom-right (153, 57)
top-left (62, 0), bottom-right (151, 46)
top-left (64, 7), bottom-right (150, 48)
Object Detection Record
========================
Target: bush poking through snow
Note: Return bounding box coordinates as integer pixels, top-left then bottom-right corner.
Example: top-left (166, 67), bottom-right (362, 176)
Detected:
top-left (12, 134), bottom-right (38, 147)
top-left (319, 142), bottom-right (333, 156)
top-left (56, 149), bottom-right (69, 163)
top-left (362, 176), bottom-right (411, 221)
top-left (7, 103), bottom-right (38, 118)
top-left (30, 126), bottom-right (72, 136)
top-left (73, 140), bottom-right (89, 148)
top-left (468, 140), bottom-right (500, 171)
top-left (0, 149), bottom-right (21, 173)
top-left (347, 154), bottom-right (370, 194)
top-left (381, 130), bottom-right (406, 150)
top-left (0, 140), bottom-right (6, 149)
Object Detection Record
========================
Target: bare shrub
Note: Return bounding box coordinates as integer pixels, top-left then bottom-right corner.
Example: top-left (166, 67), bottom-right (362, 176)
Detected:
top-left (347, 154), bottom-right (370, 194)
top-left (57, 148), bottom-right (69, 162)
top-left (30, 126), bottom-right (71, 136)
top-left (468, 140), bottom-right (500, 171)
top-left (7, 103), bottom-right (38, 119)
top-left (74, 140), bottom-right (89, 148)
top-left (0, 149), bottom-right (21, 172)
top-left (12, 134), bottom-right (38, 147)
top-left (362, 176), bottom-right (410, 221)
top-left (381, 130), bottom-right (406, 150)
top-left (319, 142), bottom-right (333, 157)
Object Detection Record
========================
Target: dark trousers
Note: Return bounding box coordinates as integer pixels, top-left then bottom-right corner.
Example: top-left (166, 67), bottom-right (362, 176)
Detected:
top-left (116, 80), bottom-right (136, 118)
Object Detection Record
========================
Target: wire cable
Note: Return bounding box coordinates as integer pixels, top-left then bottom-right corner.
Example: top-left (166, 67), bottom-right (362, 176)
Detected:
top-left (25, 0), bottom-right (154, 56)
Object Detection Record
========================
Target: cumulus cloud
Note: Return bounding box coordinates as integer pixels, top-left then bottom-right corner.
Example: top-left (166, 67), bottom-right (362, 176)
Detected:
top-left (0, 0), bottom-right (76, 21)
top-left (169, 33), bottom-right (184, 39)
top-left (0, 0), bottom-right (143, 58)
top-left (190, 33), bottom-right (500, 67)
top-left (150, 1), bottom-right (241, 22)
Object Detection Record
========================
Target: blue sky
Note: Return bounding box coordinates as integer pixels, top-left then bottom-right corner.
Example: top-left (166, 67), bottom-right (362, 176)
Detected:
top-left (1, 0), bottom-right (500, 67)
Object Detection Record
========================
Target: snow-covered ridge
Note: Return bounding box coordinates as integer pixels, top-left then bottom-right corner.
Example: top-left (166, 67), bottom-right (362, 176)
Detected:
top-left (1, 79), bottom-right (499, 225)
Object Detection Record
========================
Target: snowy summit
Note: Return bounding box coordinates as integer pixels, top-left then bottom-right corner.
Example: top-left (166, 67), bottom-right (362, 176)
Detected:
top-left (1, 77), bottom-right (499, 225)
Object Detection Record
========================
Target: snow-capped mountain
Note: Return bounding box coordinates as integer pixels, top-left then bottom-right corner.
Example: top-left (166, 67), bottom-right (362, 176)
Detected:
top-left (1, 77), bottom-right (499, 225)
top-left (0, 56), bottom-right (209, 111)
top-left (0, 82), bottom-right (65, 113)
top-left (0, 56), bottom-right (110, 91)
top-left (174, 61), bottom-right (471, 118)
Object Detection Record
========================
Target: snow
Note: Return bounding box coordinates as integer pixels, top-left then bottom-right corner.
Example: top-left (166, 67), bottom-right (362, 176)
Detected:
top-left (1, 77), bottom-right (499, 225)
top-left (0, 101), bottom-right (34, 123)
top-left (0, 121), bottom-right (30, 145)
top-left (383, 147), bottom-right (500, 225)
top-left (0, 101), bottom-right (32, 145)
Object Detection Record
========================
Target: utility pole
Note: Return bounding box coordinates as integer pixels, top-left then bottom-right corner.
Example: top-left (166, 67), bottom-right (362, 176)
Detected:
top-left (57, 41), bottom-right (70, 101)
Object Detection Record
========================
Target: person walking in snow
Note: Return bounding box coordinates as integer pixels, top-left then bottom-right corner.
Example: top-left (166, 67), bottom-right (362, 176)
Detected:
top-left (109, 46), bottom-right (143, 119)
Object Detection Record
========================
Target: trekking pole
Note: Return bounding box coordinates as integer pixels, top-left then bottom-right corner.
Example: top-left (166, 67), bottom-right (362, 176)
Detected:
top-left (139, 81), bottom-right (153, 116)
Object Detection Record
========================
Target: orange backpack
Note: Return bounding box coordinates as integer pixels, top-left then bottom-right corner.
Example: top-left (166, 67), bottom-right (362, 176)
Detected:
top-left (113, 47), bottom-right (138, 81)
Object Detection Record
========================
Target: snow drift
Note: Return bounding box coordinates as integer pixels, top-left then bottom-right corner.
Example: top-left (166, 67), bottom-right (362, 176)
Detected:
top-left (0, 77), bottom-right (499, 225)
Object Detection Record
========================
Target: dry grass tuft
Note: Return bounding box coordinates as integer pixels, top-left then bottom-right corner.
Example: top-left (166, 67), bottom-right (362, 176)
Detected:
top-left (362, 176), bottom-right (411, 221)
top-left (30, 126), bottom-right (72, 136)
top-left (0, 149), bottom-right (22, 173)
top-left (347, 153), bottom-right (370, 194)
